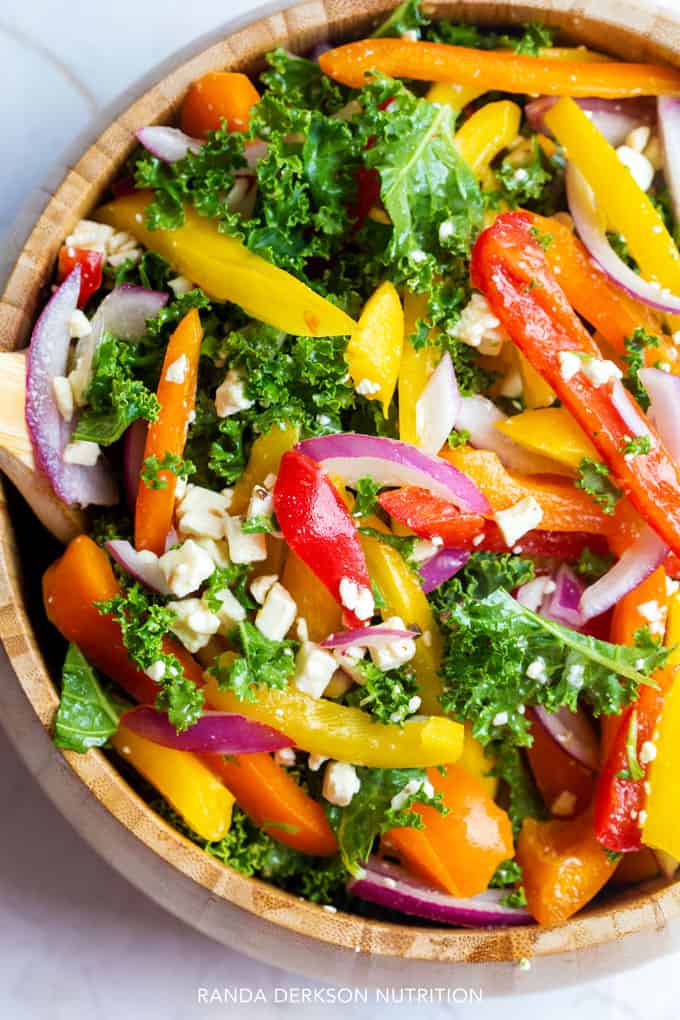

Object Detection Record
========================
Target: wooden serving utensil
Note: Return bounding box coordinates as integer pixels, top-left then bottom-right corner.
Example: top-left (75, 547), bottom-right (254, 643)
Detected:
top-left (0, 350), bottom-right (84, 542)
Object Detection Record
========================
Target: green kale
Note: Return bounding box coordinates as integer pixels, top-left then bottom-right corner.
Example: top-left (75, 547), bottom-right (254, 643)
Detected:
top-left (575, 457), bottom-right (623, 515)
top-left (512, 22), bottom-right (555, 55)
top-left (607, 231), bottom-right (638, 271)
top-left (345, 659), bottom-right (420, 725)
top-left (202, 563), bottom-right (254, 614)
top-left (617, 709), bottom-right (644, 781)
top-left (427, 17), bottom-right (554, 54)
top-left (651, 187), bottom-right (680, 247)
top-left (529, 225), bottom-right (553, 250)
top-left (107, 250), bottom-right (174, 291)
top-left (497, 138), bottom-right (554, 207)
top-left (140, 451), bottom-right (195, 490)
top-left (210, 621), bottom-right (297, 702)
top-left (241, 514), bottom-right (275, 534)
top-left (622, 327), bottom-right (661, 410)
top-left (490, 858), bottom-right (523, 888)
top-left (54, 644), bottom-right (124, 752)
top-left (144, 288), bottom-right (213, 341)
top-left (574, 546), bottom-right (615, 583)
top-left (351, 476), bottom-right (382, 519)
top-left (96, 582), bottom-right (204, 730)
top-left (430, 550), bottom-right (535, 620)
top-left (260, 48), bottom-right (348, 114)
top-left (373, 0), bottom-right (429, 38)
top-left (621, 435), bottom-right (652, 458)
top-left (448, 427), bottom-right (471, 448)
top-left (72, 332), bottom-right (160, 446)
top-left (488, 740), bottom-right (546, 835)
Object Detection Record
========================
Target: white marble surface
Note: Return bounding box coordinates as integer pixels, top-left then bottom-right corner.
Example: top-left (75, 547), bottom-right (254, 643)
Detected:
top-left (2, 1), bottom-right (680, 1016)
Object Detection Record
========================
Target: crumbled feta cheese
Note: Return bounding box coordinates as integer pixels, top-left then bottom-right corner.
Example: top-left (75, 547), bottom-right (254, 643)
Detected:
top-left (53, 375), bottom-right (74, 422)
top-left (566, 663), bottom-right (585, 689)
top-left (191, 537), bottom-right (231, 569)
top-left (639, 740), bottom-right (657, 764)
top-left (581, 356), bottom-right (623, 388)
top-left (62, 440), bottom-right (101, 466)
top-left (493, 711), bottom-right (509, 727)
top-left (355, 377), bottom-right (381, 396)
top-left (165, 353), bottom-right (188, 384)
top-left (390, 777), bottom-right (434, 813)
top-left (558, 350), bottom-right (583, 381)
top-left (68, 309), bottom-right (92, 339)
top-left (616, 145), bottom-right (655, 192)
top-left (322, 761), bottom-right (361, 807)
top-left (294, 642), bottom-right (338, 698)
top-left (176, 484), bottom-right (231, 541)
top-left (332, 644), bottom-right (366, 684)
top-left (214, 369), bottom-right (253, 418)
top-left (637, 598), bottom-right (667, 636)
top-left (255, 582), bottom-right (297, 641)
top-left (65, 219), bottom-right (114, 252)
top-left (159, 539), bottom-right (215, 598)
top-left (551, 791), bottom-right (577, 817)
top-left (407, 695), bottom-right (421, 714)
top-left (409, 248), bottom-right (427, 265)
top-left (494, 495), bottom-right (543, 547)
top-left (516, 576), bottom-right (556, 613)
top-left (526, 657), bottom-right (548, 682)
top-left (211, 587), bottom-right (247, 634)
top-left (666, 576), bottom-right (679, 597)
top-left (369, 615), bottom-right (416, 671)
top-left (167, 597), bottom-right (220, 653)
top-left (308, 754), bottom-right (328, 772)
top-left (249, 573), bottom-right (278, 605)
top-left (295, 617), bottom-right (309, 642)
top-left (145, 660), bottom-right (166, 684)
top-left (472, 533), bottom-right (484, 547)
top-left (448, 292), bottom-right (507, 356)
top-left (499, 368), bottom-right (523, 399)
top-left (411, 539), bottom-right (441, 564)
top-left (168, 275), bottom-right (194, 297)
top-left (400, 27), bottom-right (418, 40)
top-left (247, 484), bottom-right (273, 521)
top-left (224, 514), bottom-right (267, 564)
top-left (339, 577), bottom-right (374, 621)
top-left (624, 125), bottom-right (651, 153)
top-left (274, 748), bottom-right (296, 767)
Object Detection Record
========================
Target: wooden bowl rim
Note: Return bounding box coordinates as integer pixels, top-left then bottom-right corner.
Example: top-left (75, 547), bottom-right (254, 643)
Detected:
top-left (1, 0), bottom-right (679, 965)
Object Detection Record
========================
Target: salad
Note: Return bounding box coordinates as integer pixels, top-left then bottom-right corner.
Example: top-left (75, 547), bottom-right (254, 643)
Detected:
top-left (24, 1), bottom-right (680, 930)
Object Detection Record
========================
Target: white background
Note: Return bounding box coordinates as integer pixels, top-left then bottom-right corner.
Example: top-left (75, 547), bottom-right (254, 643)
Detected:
top-left (1, 2), bottom-right (679, 1017)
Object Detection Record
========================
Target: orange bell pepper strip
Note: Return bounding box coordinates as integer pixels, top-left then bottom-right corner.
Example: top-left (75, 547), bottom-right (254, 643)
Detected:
top-left (230, 422), bottom-right (299, 515)
top-left (526, 710), bottom-right (595, 818)
top-left (611, 847), bottom-right (660, 885)
top-left (386, 764), bottom-right (513, 898)
top-left (281, 551), bottom-right (342, 643)
top-left (471, 213), bottom-right (680, 558)
top-left (135, 308), bottom-right (202, 555)
top-left (516, 811), bottom-right (617, 926)
top-left (318, 39), bottom-right (680, 97)
top-left (43, 535), bottom-right (203, 706)
top-left (180, 71), bottom-right (260, 137)
top-left (207, 752), bottom-right (337, 856)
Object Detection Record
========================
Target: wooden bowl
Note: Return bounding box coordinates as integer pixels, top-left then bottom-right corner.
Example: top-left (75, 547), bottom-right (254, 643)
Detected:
top-left (1, 0), bottom-right (679, 987)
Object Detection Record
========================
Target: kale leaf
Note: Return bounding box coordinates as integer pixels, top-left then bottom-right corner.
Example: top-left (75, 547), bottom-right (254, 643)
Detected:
top-left (622, 327), bottom-right (661, 410)
top-left (344, 659), bottom-right (420, 725)
top-left (575, 457), bottom-right (623, 515)
top-left (53, 643), bottom-right (124, 752)
top-left (210, 621), bottom-right (297, 702)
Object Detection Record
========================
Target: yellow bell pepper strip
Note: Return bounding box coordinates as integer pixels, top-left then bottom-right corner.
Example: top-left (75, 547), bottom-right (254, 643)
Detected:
top-left (360, 526), bottom-right (444, 715)
top-left (459, 722), bottom-right (498, 799)
top-left (111, 723), bottom-right (234, 841)
top-left (517, 349), bottom-right (556, 409)
top-left (454, 101), bottom-right (521, 179)
top-left (426, 81), bottom-right (485, 112)
top-left (398, 291), bottom-right (440, 445)
top-left (318, 39), bottom-right (680, 97)
top-left (281, 550), bottom-right (342, 643)
top-left (95, 192), bottom-right (357, 338)
top-left (203, 670), bottom-right (463, 768)
top-left (345, 281), bottom-right (404, 417)
top-left (544, 98), bottom-right (680, 295)
top-left (642, 591), bottom-right (680, 860)
top-left (471, 212), bottom-right (680, 557)
top-left (495, 407), bottom-right (598, 474)
top-left (230, 422), bottom-right (299, 515)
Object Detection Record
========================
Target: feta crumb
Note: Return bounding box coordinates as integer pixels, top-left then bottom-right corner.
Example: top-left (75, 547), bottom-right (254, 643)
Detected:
top-left (255, 582), bottom-right (297, 641)
top-left (472, 533), bottom-right (484, 547)
top-left (176, 484), bottom-right (231, 541)
top-left (624, 125), bottom-right (651, 153)
top-left (526, 657), bottom-right (548, 682)
top-left (493, 711), bottom-right (509, 727)
top-left (665, 576), bottom-right (679, 597)
top-left (409, 248), bottom-right (427, 265)
top-left (65, 219), bottom-right (114, 252)
top-left (400, 28), bottom-right (418, 40)
top-left (411, 539), bottom-right (440, 564)
top-left (616, 145), bottom-right (655, 192)
top-left (407, 695), bottom-right (421, 714)
top-left (438, 218), bottom-right (456, 243)
top-left (296, 617), bottom-right (309, 643)
top-left (369, 615), bottom-right (416, 671)
top-left (224, 514), bottom-right (267, 564)
top-left (68, 309), bottom-right (92, 339)
top-left (145, 660), bottom-right (166, 684)
top-left (639, 740), bottom-right (657, 764)
top-left (53, 376), bottom-right (74, 422)
top-left (214, 368), bottom-right (253, 418)
top-left (249, 573), bottom-right (278, 605)
top-left (191, 537), bottom-right (230, 569)
top-left (581, 356), bottom-right (622, 388)
top-left (247, 484), bottom-right (273, 522)
top-left (566, 663), bottom-right (585, 689)
top-left (62, 440), bottom-right (101, 466)
top-left (499, 368), bottom-right (523, 399)
top-left (294, 642), bottom-right (337, 698)
top-left (211, 587), bottom-right (247, 634)
top-left (339, 577), bottom-right (374, 621)
top-left (390, 777), bottom-right (433, 813)
top-left (167, 597), bottom-right (220, 653)
top-left (449, 292), bottom-right (507, 356)
top-left (558, 350), bottom-right (583, 381)
top-left (159, 539), bottom-right (215, 598)
top-left (322, 762), bottom-right (361, 807)
top-left (274, 748), bottom-right (296, 767)
top-left (355, 377), bottom-right (381, 396)
top-left (333, 644), bottom-right (366, 684)
top-left (494, 495), bottom-right (543, 547)
top-left (308, 754), bottom-right (328, 772)
top-left (551, 791), bottom-right (577, 817)
top-left (168, 275), bottom-right (194, 297)
top-left (516, 576), bottom-right (556, 613)
top-left (165, 353), bottom-right (188, 384)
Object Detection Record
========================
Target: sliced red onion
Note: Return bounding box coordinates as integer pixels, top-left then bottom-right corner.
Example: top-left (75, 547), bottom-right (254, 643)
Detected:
top-left (640, 367), bottom-right (680, 461)
top-left (244, 139), bottom-right (268, 169)
top-left (121, 706), bottom-right (291, 753)
top-left (456, 395), bottom-right (563, 475)
top-left (579, 524), bottom-right (667, 621)
top-left (541, 564), bottom-right (585, 629)
top-left (105, 540), bottom-right (171, 594)
top-left (137, 125), bottom-right (203, 163)
top-left (348, 856), bottom-right (533, 927)
top-left (567, 164), bottom-right (680, 314)
top-left (123, 419), bottom-right (147, 510)
top-left (296, 434), bottom-right (490, 514)
top-left (419, 548), bottom-right (470, 593)
top-left (321, 625), bottom-right (419, 650)
top-left (658, 98), bottom-right (680, 223)
top-left (25, 268), bottom-right (118, 507)
top-left (526, 96), bottom-right (654, 147)
top-left (532, 705), bottom-right (599, 771)
top-left (415, 352), bottom-right (460, 455)
top-left (610, 379), bottom-right (654, 440)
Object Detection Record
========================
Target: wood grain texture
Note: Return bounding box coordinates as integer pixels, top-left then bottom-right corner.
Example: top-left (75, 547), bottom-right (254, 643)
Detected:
top-left (0, 0), bottom-right (679, 966)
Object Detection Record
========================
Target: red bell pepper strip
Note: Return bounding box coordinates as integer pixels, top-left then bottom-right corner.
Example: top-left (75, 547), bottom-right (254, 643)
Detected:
top-left (57, 246), bottom-right (103, 308)
top-left (274, 450), bottom-right (373, 628)
top-left (471, 212), bottom-right (680, 559)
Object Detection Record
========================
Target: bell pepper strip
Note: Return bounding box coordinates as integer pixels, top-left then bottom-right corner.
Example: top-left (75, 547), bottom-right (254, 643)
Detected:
top-left (281, 551), bottom-right (342, 643)
top-left (206, 750), bottom-right (337, 856)
top-left (454, 100), bottom-right (521, 179)
top-left (95, 193), bottom-right (357, 338)
top-left (180, 71), bottom-right (260, 137)
top-left (517, 349), bottom-right (556, 409)
top-left (495, 407), bottom-right (598, 474)
top-left (135, 308), bottom-right (202, 555)
top-left (230, 422), bottom-right (299, 515)
top-left (426, 81), bottom-right (485, 112)
top-left (642, 591), bottom-right (680, 861)
top-left (110, 723), bottom-right (234, 842)
top-left (203, 670), bottom-right (464, 769)
top-left (318, 39), bottom-right (680, 97)
top-left (516, 811), bottom-right (618, 926)
top-left (398, 291), bottom-right (441, 446)
top-left (345, 281), bottom-right (404, 417)
top-left (57, 246), bottom-right (103, 308)
top-left (43, 535), bottom-right (203, 706)
top-left (611, 848), bottom-right (660, 885)
top-left (471, 213), bottom-right (680, 557)
top-left (459, 722), bottom-right (498, 799)
top-left (541, 46), bottom-right (612, 63)
top-left (544, 98), bottom-right (680, 295)
top-left (274, 450), bottom-right (372, 629)
top-left (526, 710), bottom-right (595, 818)
top-left (359, 525), bottom-right (444, 715)
top-left (378, 486), bottom-right (485, 546)
top-left (385, 764), bottom-right (513, 898)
